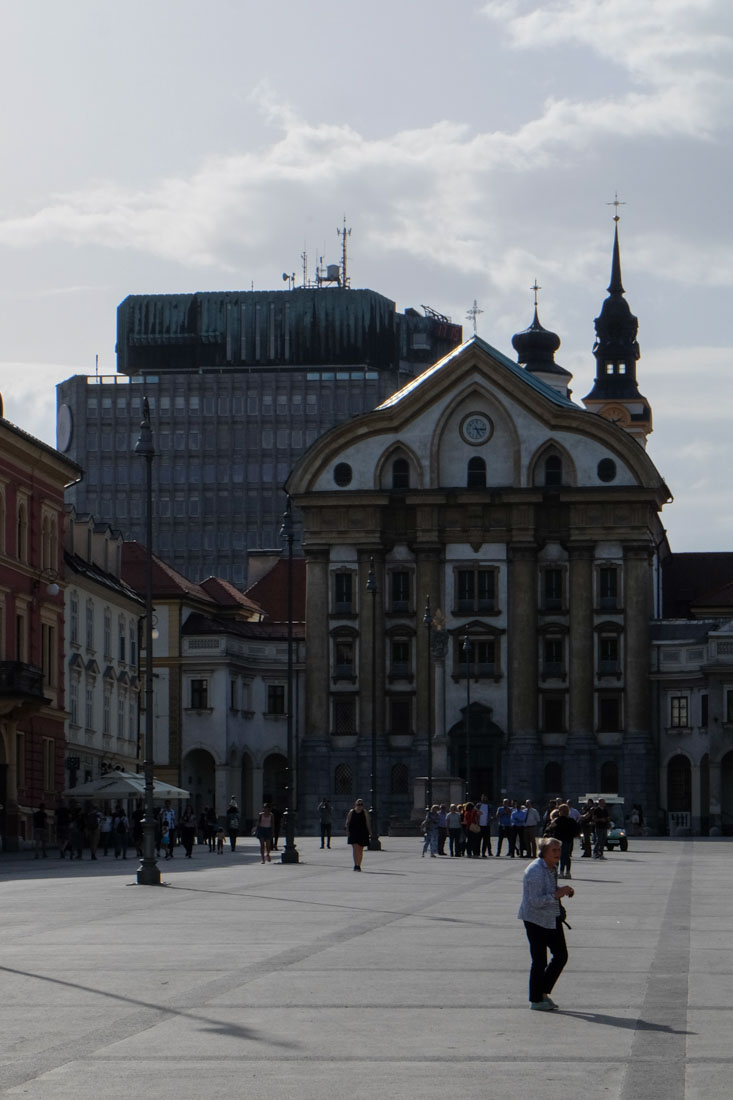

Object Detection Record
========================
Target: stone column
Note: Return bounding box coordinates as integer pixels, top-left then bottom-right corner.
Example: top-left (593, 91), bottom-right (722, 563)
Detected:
top-left (566, 544), bottom-right (595, 794)
top-left (358, 550), bottom-right (384, 746)
top-left (505, 544), bottom-right (538, 793)
top-left (1, 719), bottom-right (19, 851)
top-left (305, 549), bottom-right (330, 740)
top-left (415, 549), bottom-right (441, 739)
top-left (623, 542), bottom-right (656, 812)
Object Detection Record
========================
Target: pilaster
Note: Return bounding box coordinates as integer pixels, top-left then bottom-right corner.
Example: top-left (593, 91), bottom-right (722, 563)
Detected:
top-left (305, 550), bottom-right (329, 739)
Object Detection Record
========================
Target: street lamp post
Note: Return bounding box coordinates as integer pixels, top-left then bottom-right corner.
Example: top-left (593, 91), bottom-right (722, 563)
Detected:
top-left (462, 635), bottom-right (471, 803)
top-left (366, 557), bottom-right (381, 850)
top-left (280, 497), bottom-right (299, 864)
top-left (423, 596), bottom-right (433, 809)
top-left (135, 397), bottom-right (161, 886)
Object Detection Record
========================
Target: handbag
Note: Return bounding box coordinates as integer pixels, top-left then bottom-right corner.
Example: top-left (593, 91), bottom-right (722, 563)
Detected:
top-left (468, 822), bottom-right (481, 834)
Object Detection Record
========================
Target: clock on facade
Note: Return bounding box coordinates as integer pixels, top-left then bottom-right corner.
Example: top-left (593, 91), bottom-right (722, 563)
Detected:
top-left (460, 413), bottom-right (493, 445)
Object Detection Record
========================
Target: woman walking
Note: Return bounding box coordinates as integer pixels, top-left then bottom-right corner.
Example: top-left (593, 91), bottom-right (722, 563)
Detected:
top-left (545, 803), bottom-right (580, 879)
top-left (256, 802), bottom-right (275, 863)
top-left (345, 798), bottom-right (371, 871)
top-left (518, 836), bottom-right (575, 1011)
top-left (180, 804), bottom-right (196, 858)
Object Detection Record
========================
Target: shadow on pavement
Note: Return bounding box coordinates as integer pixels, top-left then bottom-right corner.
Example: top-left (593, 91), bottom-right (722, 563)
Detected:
top-left (0, 964), bottom-right (298, 1049)
top-left (560, 1009), bottom-right (694, 1035)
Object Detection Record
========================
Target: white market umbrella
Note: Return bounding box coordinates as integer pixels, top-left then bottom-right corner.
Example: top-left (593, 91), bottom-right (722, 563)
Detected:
top-left (62, 770), bottom-right (190, 801)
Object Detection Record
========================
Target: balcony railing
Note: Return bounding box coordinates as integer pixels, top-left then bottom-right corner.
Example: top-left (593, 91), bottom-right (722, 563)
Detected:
top-left (0, 661), bottom-right (44, 699)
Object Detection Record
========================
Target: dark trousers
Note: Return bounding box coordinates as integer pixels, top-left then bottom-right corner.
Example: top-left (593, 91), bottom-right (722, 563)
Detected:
top-left (480, 825), bottom-right (492, 856)
top-left (448, 827), bottom-right (461, 855)
top-left (510, 824), bottom-right (525, 856)
top-left (524, 918), bottom-right (568, 1004)
top-left (320, 824), bottom-right (332, 847)
top-left (497, 824), bottom-right (512, 855)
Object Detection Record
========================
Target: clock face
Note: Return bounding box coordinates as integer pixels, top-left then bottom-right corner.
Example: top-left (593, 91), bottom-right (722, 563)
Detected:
top-left (460, 413), bottom-right (492, 445)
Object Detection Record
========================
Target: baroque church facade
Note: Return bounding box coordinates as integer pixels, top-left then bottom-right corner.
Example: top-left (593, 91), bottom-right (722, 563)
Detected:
top-left (288, 225), bottom-right (671, 834)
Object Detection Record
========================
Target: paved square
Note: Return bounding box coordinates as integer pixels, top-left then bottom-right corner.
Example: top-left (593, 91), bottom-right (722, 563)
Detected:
top-left (0, 837), bottom-right (728, 1099)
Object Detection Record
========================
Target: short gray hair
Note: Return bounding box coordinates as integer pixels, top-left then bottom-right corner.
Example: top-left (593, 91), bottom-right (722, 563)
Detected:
top-left (538, 836), bottom-right (561, 854)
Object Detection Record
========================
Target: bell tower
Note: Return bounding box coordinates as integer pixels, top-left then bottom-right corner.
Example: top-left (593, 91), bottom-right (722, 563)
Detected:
top-left (582, 209), bottom-right (652, 447)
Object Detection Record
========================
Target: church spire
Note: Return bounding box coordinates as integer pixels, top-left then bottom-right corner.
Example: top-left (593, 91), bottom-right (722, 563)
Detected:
top-left (582, 205), bottom-right (653, 447)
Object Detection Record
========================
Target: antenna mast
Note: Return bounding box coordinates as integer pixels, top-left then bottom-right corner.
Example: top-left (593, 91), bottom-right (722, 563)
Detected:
top-left (337, 216), bottom-right (351, 288)
top-left (301, 248), bottom-right (308, 289)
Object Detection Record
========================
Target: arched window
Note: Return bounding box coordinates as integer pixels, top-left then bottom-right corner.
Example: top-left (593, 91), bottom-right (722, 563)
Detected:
top-left (390, 762), bottom-right (409, 795)
top-left (544, 761), bottom-right (562, 794)
top-left (600, 760), bottom-right (619, 792)
top-left (544, 455), bottom-right (562, 487)
top-left (467, 456), bottom-right (486, 489)
top-left (392, 458), bottom-right (410, 490)
top-left (334, 763), bottom-right (353, 795)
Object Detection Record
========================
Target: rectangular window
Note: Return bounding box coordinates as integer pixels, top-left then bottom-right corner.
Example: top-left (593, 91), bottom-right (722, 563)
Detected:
top-left (85, 685), bottom-right (94, 729)
top-left (267, 684), bottom-right (285, 715)
top-left (86, 602), bottom-right (94, 650)
top-left (16, 731), bottom-right (26, 789)
top-left (332, 695), bottom-right (356, 734)
top-left (103, 689), bottom-right (111, 735)
top-left (389, 697), bottom-right (412, 735)
top-left (701, 693), bottom-right (709, 727)
top-left (543, 697), bottom-right (565, 733)
top-left (230, 679), bottom-right (238, 711)
top-left (190, 679), bottom-right (209, 709)
top-left (599, 636), bottom-right (620, 676)
top-left (543, 637), bottom-right (564, 678)
top-left (334, 573), bottom-right (354, 614)
top-left (459, 638), bottom-right (496, 677)
top-left (42, 737), bottom-right (54, 793)
top-left (599, 567), bottom-right (619, 609)
top-left (543, 568), bottom-right (563, 610)
top-left (670, 696), bottom-right (689, 727)
top-left (456, 568), bottom-right (496, 613)
top-left (334, 638), bottom-right (355, 679)
top-left (726, 689), bottom-right (733, 724)
top-left (598, 696), bottom-right (621, 732)
top-left (390, 639), bottom-right (411, 679)
top-left (129, 625), bottom-right (137, 670)
top-left (104, 612), bottom-right (112, 659)
top-left (118, 691), bottom-right (125, 738)
top-left (70, 681), bottom-right (79, 726)
top-left (70, 593), bottom-right (79, 644)
top-left (390, 571), bottom-right (410, 612)
top-left (41, 623), bottom-right (56, 688)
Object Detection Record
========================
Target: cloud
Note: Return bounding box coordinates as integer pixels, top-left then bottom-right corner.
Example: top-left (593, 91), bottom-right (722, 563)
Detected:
top-left (0, 6), bottom-right (730, 283)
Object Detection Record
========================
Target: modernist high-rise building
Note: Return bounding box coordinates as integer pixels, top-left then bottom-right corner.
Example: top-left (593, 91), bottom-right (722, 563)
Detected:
top-left (57, 284), bottom-right (461, 585)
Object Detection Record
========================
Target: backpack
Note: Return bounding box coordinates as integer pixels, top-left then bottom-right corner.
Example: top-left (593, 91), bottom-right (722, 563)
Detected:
top-left (115, 816), bottom-right (126, 835)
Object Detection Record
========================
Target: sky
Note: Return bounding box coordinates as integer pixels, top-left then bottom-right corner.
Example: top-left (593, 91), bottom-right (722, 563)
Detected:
top-left (0, 0), bottom-right (731, 552)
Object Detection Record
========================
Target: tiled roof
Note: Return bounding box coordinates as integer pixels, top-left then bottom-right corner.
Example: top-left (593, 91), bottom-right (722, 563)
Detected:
top-left (199, 576), bottom-right (264, 617)
top-left (181, 611), bottom-right (304, 641)
top-left (244, 557), bottom-right (306, 622)
top-left (121, 542), bottom-right (215, 603)
top-left (377, 334), bottom-right (577, 412)
top-left (65, 550), bottom-right (144, 606)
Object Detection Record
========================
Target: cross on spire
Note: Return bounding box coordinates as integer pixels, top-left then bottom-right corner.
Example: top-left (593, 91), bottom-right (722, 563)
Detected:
top-left (531, 279), bottom-right (541, 307)
top-left (606, 191), bottom-right (626, 222)
top-left (466, 298), bottom-right (483, 335)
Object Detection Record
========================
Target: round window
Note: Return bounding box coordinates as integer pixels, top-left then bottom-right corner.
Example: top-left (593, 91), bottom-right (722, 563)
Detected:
top-left (334, 462), bottom-right (353, 487)
top-left (597, 458), bottom-right (617, 483)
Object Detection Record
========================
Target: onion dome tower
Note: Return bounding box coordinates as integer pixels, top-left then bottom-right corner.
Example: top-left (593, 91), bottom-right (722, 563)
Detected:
top-left (512, 281), bottom-right (573, 398)
top-left (582, 214), bottom-right (652, 447)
